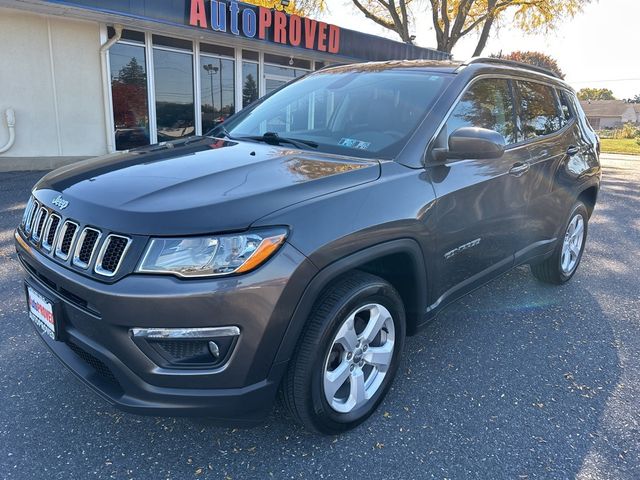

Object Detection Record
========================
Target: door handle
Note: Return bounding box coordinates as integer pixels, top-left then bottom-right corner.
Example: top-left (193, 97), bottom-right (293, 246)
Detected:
top-left (566, 146), bottom-right (580, 157)
top-left (509, 162), bottom-right (530, 177)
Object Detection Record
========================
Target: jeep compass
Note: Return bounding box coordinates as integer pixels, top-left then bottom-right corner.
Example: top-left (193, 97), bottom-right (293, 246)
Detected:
top-left (15, 58), bottom-right (600, 434)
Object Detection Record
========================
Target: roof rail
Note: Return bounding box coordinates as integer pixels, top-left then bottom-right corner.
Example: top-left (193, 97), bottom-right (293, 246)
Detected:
top-left (459, 57), bottom-right (562, 79)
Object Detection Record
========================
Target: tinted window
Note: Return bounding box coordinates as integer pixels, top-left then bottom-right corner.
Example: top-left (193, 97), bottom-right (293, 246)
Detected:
top-left (153, 48), bottom-right (195, 141)
top-left (557, 89), bottom-right (574, 125)
top-left (200, 56), bottom-right (235, 132)
top-left (109, 43), bottom-right (150, 150)
top-left (241, 62), bottom-right (259, 108)
top-left (517, 81), bottom-right (562, 138)
top-left (445, 78), bottom-right (517, 144)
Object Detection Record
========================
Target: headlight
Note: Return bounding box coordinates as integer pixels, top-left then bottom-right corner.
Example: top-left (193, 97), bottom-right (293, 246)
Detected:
top-left (137, 229), bottom-right (287, 278)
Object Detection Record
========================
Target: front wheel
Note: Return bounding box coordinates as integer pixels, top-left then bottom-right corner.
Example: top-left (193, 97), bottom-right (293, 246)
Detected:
top-left (281, 271), bottom-right (406, 434)
top-left (530, 201), bottom-right (589, 284)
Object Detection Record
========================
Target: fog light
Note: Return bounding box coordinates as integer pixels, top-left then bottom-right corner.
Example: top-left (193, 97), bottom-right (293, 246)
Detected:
top-left (130, 326), bottom-right (239, 368)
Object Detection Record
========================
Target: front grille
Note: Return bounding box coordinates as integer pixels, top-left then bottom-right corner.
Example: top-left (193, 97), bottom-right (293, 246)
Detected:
top-left (67, 342), bottom-right (119, 386)
top-left (21, 197), bottom-right (35, 228)
top-left (24, 200), bottom-right (39, 234)
top-left (42, 214), bottom-right (61, 251)
top-left (20, 196), bottom-right (132, 279)
top-left (54, 221), bottom-right (78, 260)
top-left (72, 227), bottom-right (101, 269)
top-left (32, 207), bottom-right (48, 242)
top-left (95, 235), bottom-right (130, 277)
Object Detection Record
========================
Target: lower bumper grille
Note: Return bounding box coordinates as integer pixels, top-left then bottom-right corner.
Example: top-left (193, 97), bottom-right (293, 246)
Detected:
top-left (67, 341), bottom-right (119, 386)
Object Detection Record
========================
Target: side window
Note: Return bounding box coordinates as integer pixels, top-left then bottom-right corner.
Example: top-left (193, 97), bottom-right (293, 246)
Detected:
top-left (517, 81), bottom-right (563, 138)
top-left (557, 89), bottom-right (574, 126)
top-left (445, 78), bottom-right (517, 144)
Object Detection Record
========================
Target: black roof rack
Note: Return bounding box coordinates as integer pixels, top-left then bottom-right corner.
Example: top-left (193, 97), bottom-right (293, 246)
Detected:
top-left (459, 57), bottom-right (562, 79)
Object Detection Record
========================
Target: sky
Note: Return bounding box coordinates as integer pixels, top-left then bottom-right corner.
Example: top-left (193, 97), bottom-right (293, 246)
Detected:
top-left (319, 0), bottom-right (640, 99)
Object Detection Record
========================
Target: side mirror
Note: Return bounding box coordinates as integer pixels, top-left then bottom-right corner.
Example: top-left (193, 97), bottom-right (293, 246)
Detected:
top-left (433, 127), bottom-right (506, 163)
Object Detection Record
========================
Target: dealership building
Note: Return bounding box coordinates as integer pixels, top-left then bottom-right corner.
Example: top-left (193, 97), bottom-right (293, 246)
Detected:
top-left (0, 0), bottom-right (450, 171)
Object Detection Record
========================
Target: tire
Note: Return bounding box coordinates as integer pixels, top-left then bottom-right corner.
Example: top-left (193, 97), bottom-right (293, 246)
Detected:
top-left (281, 271), bottom-right (406, 434)
top-left (530, 201), bottom-right (589, 284)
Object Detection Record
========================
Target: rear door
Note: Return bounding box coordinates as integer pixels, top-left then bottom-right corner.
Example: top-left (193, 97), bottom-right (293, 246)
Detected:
top-left (513, 80), bottom-right (575, 259)
top-left (428, 77), bottom-right (531, 309)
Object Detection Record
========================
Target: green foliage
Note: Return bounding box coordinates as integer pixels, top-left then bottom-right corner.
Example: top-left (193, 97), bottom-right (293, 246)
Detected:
top-left (613, 123), bottom-right (640, 140)
top-left (577, 88), bottom-right (616, 101)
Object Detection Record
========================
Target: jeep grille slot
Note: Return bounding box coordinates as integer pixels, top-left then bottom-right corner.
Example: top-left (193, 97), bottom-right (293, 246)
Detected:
top-left (95, 235), bottom-right (131, 277)
top-left (32, 207), bottom-right (49, 242)
top-left (21, 197), bottom-right (35, 228)
top-left (24, 200), bottom-right (39, 234)
top-left (54, 221), bottom-right (79, 260)
top-left (72, 227), bottom-right (101, 269)
top-left (42, 214), bottom-right (61, 251)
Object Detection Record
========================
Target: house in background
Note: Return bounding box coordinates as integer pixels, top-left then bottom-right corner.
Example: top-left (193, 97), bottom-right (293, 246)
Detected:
top-left (580, 100), bottom-right (640, 130)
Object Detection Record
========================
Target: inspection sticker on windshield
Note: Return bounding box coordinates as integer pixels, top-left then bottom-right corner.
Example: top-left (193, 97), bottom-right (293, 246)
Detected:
top-left (339, 138), bottom-right (371, 150)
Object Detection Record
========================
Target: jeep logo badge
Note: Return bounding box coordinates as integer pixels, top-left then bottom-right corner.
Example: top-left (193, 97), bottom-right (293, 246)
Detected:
top-left (52, 195), bottom-right (69, 210)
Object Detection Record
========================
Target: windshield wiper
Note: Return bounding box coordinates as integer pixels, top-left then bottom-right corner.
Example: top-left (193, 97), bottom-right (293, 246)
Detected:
top-left (237, 132), bottom-right (318, 149)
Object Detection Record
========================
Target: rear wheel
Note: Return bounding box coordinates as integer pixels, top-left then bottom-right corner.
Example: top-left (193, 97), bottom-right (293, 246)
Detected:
top-left (530, 201), bottom-right (588, 284)
top-left (281, 271), bottom-right (405, 434)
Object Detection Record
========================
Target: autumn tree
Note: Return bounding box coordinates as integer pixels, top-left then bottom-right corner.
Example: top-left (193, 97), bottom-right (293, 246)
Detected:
top-left (352, 0), bottom-right (414, 43)
top-left (492, 51), bottom-right (565, 78)
top-left (577, 88), bottom-right (616, 101)
top-left (351, 0), bottom-right (590, 54)
top-left (244, 0), bottom-right (325, 16)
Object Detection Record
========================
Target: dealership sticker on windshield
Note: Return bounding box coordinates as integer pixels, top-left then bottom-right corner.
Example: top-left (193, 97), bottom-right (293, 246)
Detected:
top-left (339, 138), bottom-right (371, 150)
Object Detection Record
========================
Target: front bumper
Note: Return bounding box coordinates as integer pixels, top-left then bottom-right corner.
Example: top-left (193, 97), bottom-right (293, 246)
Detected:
top-left (15, 230), bottom-right (317, 423)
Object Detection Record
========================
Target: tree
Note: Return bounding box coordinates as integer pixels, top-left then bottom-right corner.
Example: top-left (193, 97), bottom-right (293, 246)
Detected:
top-left (577, 88), bottom-right (616, 101)
top-left (492, 51), bottom-right (564, 79)
top-left (244, 0), bottom-right (325, 16)
top-left (351, 0), bottom-right (414, 43)
top-left (351, 0), bottom-right (590, 54)
top-left (243, 74), bottom-right (259, 106)
top-left (625, 94), bottom-right (640, 103)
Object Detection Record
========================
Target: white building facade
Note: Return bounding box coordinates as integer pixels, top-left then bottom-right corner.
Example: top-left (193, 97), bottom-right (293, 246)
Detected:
top-left (0, 0), bottom-right (448, 171)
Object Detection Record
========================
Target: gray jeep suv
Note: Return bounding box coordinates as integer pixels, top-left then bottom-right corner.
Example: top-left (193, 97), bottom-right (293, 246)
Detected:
top-left (15, 58), bottom-right (600, 434)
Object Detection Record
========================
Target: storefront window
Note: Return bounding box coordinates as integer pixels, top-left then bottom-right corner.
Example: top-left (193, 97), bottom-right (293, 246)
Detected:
top-left (109, 43), bottom-right (150, 150)
top-left (200, 56), bottom-right (235, 132)
top-left (242, 62), bottom-right (259, 108)
top-left (153, 47), bottom-right (195, 141)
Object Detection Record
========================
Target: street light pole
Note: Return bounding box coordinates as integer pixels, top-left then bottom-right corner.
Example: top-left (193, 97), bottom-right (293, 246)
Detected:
top-left (203, 63), bottom-right (219, 125)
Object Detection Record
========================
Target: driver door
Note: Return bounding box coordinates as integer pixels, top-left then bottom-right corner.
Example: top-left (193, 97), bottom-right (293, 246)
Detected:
top-left (428, 77), bottom-right (532, 307)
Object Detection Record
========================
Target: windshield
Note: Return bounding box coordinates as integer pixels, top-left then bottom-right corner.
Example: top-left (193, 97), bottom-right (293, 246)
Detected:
top-left (210, 68), bottom-right (451, 159)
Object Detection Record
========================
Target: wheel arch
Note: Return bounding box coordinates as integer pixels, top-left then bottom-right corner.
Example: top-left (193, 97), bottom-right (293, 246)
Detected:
top-left (271, 239), bottom-right (428, 369)
top-left (577, 184), bottom-right (599, 218)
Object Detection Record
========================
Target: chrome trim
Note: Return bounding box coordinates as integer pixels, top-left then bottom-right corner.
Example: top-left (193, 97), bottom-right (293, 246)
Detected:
top-left (41, 213), bottom-right (62, 252)
top-left (94, 234), bottom-right (132, 277)
top-left (21, 197), bottom-right (34, 228)
top-left (72, 227), bottom-right (102, 269)
top-left (130, 326), bottom-right (241, 339)
top-left (31, 207), bottom-right (49, 243)
top-left (54, 220), bottom-right (80, 261)
top-left (24, 200), bottom-right (39, 234)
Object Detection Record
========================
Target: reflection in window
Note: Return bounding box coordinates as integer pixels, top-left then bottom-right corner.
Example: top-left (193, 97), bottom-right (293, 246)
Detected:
top-left (153, 48), bottom-right (195, 141)
top-left (264, 64), bottom-right (307, 79)
top-left (517, 81), bottom-right (562, 139)
top-left (110, 43), bottom-right (150, 150)
top-left (201, 56), bottom-right (235, 132)
top-left (242, 62), bottom-right (259, 108)
top-left (557, 89), bottom-right (574, 126)
top-left (446, 78), bottom-right (517, 144)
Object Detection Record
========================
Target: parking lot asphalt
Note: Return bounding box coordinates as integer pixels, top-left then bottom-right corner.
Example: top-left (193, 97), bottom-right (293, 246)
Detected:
top-left (0, 154), bottom-right (638, 479)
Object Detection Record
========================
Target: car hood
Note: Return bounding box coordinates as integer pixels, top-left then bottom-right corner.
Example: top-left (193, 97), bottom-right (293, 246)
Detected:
top-left (33, 138), bottom-right (380, 235)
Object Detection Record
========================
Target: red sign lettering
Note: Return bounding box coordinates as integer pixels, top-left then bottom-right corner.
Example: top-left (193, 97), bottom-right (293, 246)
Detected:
top-left (189, 0), bottom-right (207, 28)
